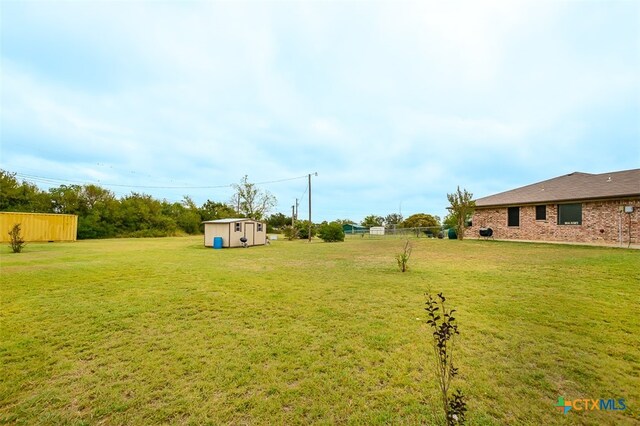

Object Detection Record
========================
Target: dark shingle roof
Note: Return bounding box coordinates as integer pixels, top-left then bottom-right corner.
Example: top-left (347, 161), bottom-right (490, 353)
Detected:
top-left (475, 169), bottom-right (640, 207)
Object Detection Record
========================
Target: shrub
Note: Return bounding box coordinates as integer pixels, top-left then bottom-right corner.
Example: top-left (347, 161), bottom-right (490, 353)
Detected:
top-left (317, 222), bottom-right (345, 242)
top-left (295, 220), bottom-right (316, 240)
top-left (8, 223), bottom-right (26, 253)
top-left (396, 239), bottom-right (412, 272)
top-left (282, 225), bottom-right (298, 240)
top-left (425, 292), bottom-right (467, 425)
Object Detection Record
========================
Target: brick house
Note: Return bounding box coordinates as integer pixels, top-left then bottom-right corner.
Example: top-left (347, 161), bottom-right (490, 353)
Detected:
top-left (465, 169), bottom-right (640, 245)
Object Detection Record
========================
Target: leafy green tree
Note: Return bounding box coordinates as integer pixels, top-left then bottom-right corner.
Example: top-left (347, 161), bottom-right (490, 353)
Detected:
top-left (401, 213), bottom-right (440, 229)
top-left (47, 184), bottom-right (119, 239)
top-left (77, 204), bottom-right (118, 239)
top-left (49, 185), bottom-right (85, 215)
top-left (0, 170), bottom-right (21, 210)
top-left (230, 175), bottom-right (276, 220)
top-left (266, 212), bottom-right (292, 230)
top-left (317, 222), bottom-right (345, 242)
top-left (446, 187), bottom-right (475, 241)
top-left (181, 195), bottom-right (198, 211)
top-left (443, 212), bottom-right (457, 230)
top-left (199, 200), bottom-right (238, 221)
top-left (295, 220), bottom-right (316, 240)
top-left (81, 184), bottom-right (115, 210)
top-left (361, 215), bottom-right (384, 227)
top-left (163, 200), bottom-right (201, 235)
top-left (385, 213), bottom-right (404, 227)
top-left (76, 188), bottom-right (119, 239)
top-left (117, 193), bottom-right (177, 236)
top-left (0, 170), bottom-right (51, 212)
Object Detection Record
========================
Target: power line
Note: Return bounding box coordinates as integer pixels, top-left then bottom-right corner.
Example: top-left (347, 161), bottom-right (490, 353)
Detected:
top-left (254, 175), bottom-right (310, 187)
top-left (299, 183), bottom-right (308, 200)
top-left (13, 172), bottom-right (308, 190)
top-left (297, 180), bottom-right (309, 216)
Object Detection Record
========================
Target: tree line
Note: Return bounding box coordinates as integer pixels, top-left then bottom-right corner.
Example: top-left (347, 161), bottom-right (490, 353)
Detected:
top-left (358, 213), bottom-right (442, 229)
top-left (0, 170), bottom-right (276, 239)
top-left (2, 170), bottom-right (475, 240)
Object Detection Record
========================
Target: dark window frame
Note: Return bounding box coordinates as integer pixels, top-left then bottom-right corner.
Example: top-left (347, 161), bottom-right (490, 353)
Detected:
top-left (535, 205), bottom-right (547, 221)
top-left (257, 223), bottom-right (263, 232)
top-left (507, 207), bottom-right (520, 227)
top-left (235, 222), bottom-right (242, 232)
top-left (557, 203), bottom-right (582, 225)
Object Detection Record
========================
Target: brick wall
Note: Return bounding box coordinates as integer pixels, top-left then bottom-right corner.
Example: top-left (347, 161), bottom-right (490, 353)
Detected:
top-left (465, 198), bottom-right (640, 244)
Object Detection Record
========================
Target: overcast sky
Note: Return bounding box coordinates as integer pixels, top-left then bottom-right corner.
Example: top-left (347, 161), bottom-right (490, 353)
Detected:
top-left (2, 1), bottom-right (638, 222)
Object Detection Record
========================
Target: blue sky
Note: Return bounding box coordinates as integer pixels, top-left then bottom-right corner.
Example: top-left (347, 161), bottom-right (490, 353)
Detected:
top-left (2, 1), bottom-right (638, 223)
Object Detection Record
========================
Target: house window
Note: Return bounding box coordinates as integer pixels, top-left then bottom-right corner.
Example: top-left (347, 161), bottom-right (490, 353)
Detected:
top-left (558, 203), bottom-right (582, 225)
top-left (508, 207), bottom-right (520, 227)
top-left (536, 205), bottom-right (546, 221)
top-left (257, 223), bottom-right (263, 232)
top-left (235, 222), bottom-right (242, 232)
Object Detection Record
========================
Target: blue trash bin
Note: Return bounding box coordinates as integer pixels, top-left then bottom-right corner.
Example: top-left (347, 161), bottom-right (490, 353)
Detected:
top-left (213, 237), bottom-right (223, 249)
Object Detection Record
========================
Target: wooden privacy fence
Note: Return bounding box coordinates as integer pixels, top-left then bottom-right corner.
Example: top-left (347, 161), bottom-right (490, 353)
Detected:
top-left (0, 212), bottom-right (78, 242)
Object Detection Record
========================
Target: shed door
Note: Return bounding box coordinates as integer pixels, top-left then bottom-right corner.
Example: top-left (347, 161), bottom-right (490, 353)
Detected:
top-left (245, 223), bottom-right (255, 246)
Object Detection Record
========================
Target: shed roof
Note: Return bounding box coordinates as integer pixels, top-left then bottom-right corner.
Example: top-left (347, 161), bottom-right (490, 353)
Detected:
top-left (343, 224), bottom-right (368, 229)
top-left (475, 169), bottom-right (640, 207)
top-left (201, 218), bottom-right (262, 224)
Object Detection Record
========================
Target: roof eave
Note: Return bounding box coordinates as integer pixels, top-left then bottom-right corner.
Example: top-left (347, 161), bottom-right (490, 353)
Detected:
top-left (476, 193), bottom-right (640, 208)
top-left (201, 218), bottom-right (258, 224)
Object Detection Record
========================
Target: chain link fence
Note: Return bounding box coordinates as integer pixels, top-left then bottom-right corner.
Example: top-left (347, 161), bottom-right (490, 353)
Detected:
top-left (344, 226), bottom-right (458, 239)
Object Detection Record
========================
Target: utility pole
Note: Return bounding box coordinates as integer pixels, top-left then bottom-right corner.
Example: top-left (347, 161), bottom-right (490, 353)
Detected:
top-left (292, 205), bottom-right (295, 228)
top-left (295, 198), bottom-right (299, 221)
top-left (308, 174), bottom-right (312, 242)
top-left (308, 172), bottom-right (317, 242)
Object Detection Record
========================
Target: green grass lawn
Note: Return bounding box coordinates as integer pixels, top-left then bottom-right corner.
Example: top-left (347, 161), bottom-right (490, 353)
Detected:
top-left (1, 236), bottom-right (638, 425)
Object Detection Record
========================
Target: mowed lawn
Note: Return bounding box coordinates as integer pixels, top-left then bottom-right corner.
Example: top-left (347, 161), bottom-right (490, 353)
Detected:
top-left (1, 236), bottom-right (638, 425)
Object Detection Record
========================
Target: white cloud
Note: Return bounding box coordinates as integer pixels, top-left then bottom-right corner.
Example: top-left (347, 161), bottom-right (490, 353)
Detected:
top-left (2, 1), bottom-right (638, 221)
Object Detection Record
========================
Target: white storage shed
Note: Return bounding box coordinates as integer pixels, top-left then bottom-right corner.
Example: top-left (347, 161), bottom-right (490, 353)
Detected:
top-left (203, 218), bottom-right (267, 248)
